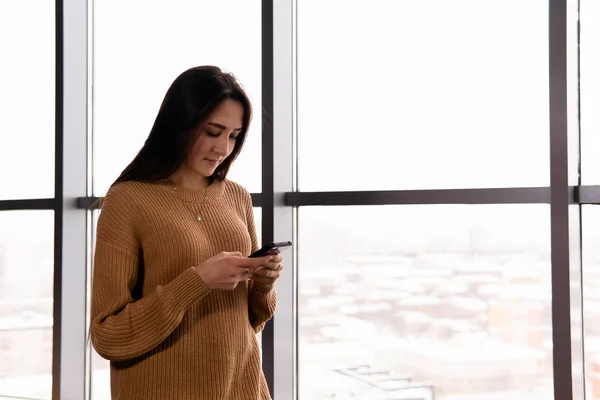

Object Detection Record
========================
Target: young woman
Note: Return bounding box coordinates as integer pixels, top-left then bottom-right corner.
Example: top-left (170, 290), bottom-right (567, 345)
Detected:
top-left (90, 65), bottom-right (283, 400)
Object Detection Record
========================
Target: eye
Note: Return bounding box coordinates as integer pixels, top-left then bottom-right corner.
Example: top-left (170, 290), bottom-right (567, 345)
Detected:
top-left (229, 135), bottom-right (239, 140)
top-left (206, 131), bottom-right (220, 137)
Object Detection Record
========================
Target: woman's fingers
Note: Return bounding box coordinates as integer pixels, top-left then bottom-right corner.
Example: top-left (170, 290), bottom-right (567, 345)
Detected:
top-left (263, 261), bottom-right (283, 270)
top-left (253, 266), bottom-right (282, 278)
top-left (269, 254), bottom-right (283, 263)
top-left (239, 255), bottom-right (272, 268)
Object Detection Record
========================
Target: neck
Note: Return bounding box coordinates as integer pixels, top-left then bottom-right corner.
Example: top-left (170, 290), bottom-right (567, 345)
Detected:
top-left (170, 166), bottom-right (210, 190)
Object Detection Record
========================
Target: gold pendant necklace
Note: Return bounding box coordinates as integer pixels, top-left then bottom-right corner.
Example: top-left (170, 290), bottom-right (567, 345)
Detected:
top-left (194, 186), bottom-right (209, 222)
top-left (168, 179), bottom-right (209, 222)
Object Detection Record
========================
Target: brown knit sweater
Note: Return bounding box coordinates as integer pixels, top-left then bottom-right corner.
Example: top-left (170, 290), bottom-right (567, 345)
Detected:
top-left (90, 179), bottom-right (275, 400)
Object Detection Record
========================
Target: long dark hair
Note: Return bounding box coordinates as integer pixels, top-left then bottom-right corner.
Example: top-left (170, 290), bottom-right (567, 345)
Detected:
top-left (113, 65), bottom-right (252, 186)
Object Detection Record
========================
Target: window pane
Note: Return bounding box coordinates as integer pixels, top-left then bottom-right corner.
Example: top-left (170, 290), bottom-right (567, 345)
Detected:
top-left (581, 1), bottom-right (600, 184)
top-left (254, 207), bottom-right (262, 246)
top-left (0, 211), bottom-right (54, 399)
top-left (92, 0), bottom-right (261, 196)
top-left (88, 207), bottom-right (262, 399)
top-left (298, 205), bottom-right (552, 399)
top-left (297, 0), bottom-right (549, 191)
top-left (0, 1), bottom-right (55, 200)
top-left (90, 348), bottom-right (110, 400)
top-left (583, 206), bottom-right (600, 399)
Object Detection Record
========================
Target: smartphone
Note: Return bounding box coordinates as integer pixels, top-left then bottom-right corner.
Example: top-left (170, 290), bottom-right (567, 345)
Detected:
top-left (249, 241), bottom-right (293, 258)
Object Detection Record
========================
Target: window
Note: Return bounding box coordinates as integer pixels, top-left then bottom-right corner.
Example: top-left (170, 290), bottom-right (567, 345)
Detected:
top-left (0, 4), bottom-right (55, 397)
top-left (297, 0), bottom-right (549, 191)
top-left (0, 211), bottom-right (54, 399)
top-left (580, 0), bottom-right (600, 184)
top-left (0, 0), bottom-right (55, 200)
top-left (298, 205), bottom-right (552, 399)
top-left (92, 0), bottom-right (262, 196)
top-left (254, 207), bottom-right (262, 245)
top-left (2, 1), bottom-right (589, 398)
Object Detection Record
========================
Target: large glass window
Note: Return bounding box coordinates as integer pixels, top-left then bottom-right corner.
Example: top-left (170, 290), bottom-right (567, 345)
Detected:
top-left (297, 0), bottom-right (549, 191)
top-left (2, 1), bottom-right (591, 398)
top-left (0, 0), bottom-right (55, 200)
top-left (298, 205), bottom-right (552, 399)
top-left (92, 0), bottom-right (262, 196)
top-left (0, 211), bottom-right (54, 399)
top-left (580, 0), bottom-right (600, 184)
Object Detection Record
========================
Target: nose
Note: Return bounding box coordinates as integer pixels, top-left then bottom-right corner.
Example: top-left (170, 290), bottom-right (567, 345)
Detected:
top-left (213, 134), bottom-right (231, 156)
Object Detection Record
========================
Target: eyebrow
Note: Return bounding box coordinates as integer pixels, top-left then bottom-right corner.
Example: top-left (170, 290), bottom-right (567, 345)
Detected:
top-left (208, 122), bottom-right (243, 132)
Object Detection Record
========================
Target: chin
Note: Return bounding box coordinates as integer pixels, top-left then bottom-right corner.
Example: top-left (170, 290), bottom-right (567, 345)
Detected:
top-left (199, 167), bottom-right (218, 178)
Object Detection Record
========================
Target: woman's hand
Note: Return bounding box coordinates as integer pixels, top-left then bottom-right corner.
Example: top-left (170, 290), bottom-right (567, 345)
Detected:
top-left (250, 252), bottom-right (283, 288)
top-left (195, 252), bottom-right (271, 290)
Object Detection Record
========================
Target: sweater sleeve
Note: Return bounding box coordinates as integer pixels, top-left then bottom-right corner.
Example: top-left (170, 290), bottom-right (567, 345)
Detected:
top-left (90, 184), bottom-right (212, 361)
top-left (243, 190), bottom-right (277, 333)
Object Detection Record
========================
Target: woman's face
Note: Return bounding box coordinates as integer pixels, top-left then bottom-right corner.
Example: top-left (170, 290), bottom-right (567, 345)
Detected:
top-left (186, 99), bottom-right (244, 179)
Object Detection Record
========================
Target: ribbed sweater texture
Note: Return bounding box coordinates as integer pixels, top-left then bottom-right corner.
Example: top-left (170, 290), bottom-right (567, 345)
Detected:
top-left (90, 179), bottom-right (276, 400)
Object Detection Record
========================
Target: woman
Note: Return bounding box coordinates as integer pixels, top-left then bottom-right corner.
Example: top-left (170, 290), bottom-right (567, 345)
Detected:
top-left (90, 65), bottom-right (283, 400)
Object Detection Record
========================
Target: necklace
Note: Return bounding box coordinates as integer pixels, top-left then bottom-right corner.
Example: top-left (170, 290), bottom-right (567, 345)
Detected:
top-left (194, 186), bottom-right (209, 222)
top-left (167, 179), bottom-right (209, 222)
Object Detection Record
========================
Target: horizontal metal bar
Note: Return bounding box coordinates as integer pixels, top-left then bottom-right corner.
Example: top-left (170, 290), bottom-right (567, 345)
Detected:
top-left (0, 198), bottom-right (56, 211)
top-left (577, 186), bottom-right (600, 204)
top-left (71, 185), bottom-right (600, 209)
top-left (75, 196), bottom-right (98, 210)
top-left (251, 193), bottom-right (263, 207)
top-left (286, 187), bottom-right (556, 206)
top-left (70, 186), bottom-right (600, 208)
top-left (76, 193), bottom-right (264, 210)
